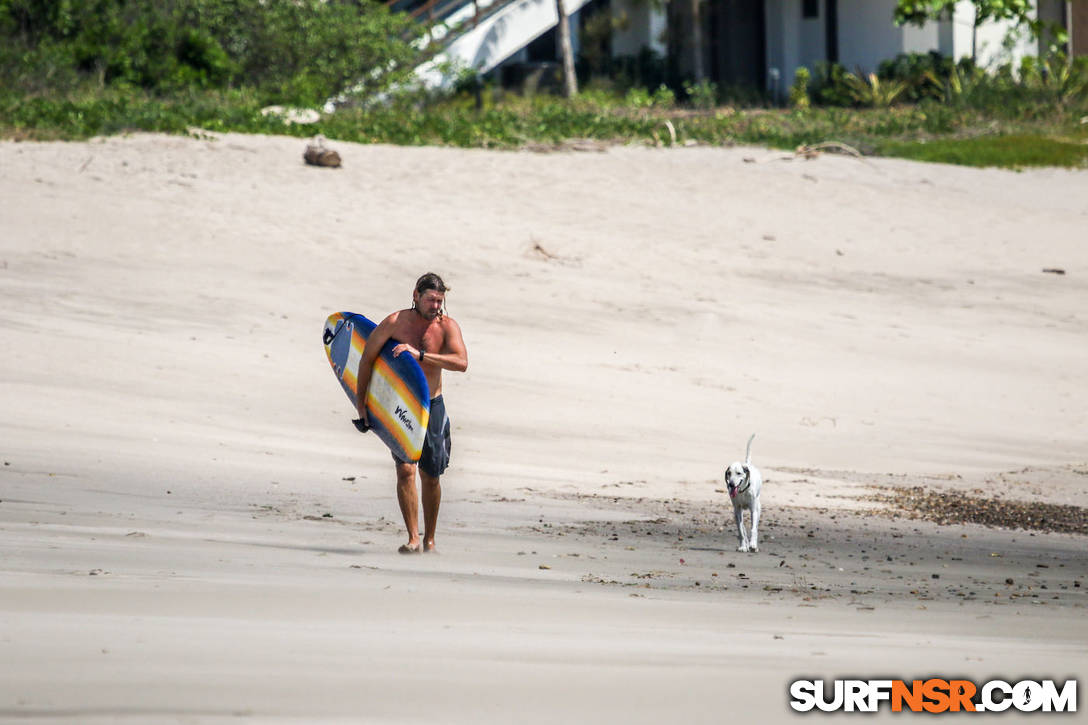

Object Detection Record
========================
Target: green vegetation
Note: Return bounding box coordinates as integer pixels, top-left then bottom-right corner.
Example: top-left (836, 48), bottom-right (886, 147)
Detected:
top-left (878, 134), bottom-right (1088, 168)
top-left (8, 88), bottom-right (1083, 169)
top-left (4, 81), bottom-right (1086, 169)
top-left (1, 1), bottom-right (1086, 169)
top-left (788, 67), bottom-right (811, 110)
top-left (0, 0), bottom-right (419, 105)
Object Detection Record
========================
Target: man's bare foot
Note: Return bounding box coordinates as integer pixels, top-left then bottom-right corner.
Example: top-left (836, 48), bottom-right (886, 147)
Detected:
top-left (398, 542), bottom-right (422, 554)
top-left (423, 541), bottom-right (438, 553)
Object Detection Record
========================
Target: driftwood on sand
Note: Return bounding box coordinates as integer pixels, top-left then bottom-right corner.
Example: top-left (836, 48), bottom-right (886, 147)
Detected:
top-left (304, 136), bottom-right (341, 168)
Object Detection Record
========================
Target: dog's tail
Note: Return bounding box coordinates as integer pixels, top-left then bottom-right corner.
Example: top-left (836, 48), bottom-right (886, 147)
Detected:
top-left (745, 433), bottom-right (755, 467)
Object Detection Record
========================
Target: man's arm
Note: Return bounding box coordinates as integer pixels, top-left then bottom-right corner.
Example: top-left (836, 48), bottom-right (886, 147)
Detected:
top-left (391, 318), bottom-right (468, 373)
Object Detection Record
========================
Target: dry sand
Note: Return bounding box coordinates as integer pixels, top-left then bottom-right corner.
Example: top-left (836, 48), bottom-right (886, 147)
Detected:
top-left (1, 133), bottom-right (1086, 723)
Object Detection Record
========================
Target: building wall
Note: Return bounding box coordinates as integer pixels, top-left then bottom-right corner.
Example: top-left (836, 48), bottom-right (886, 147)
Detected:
top-left (771, 0), bottom-right (937, 81)
top-left (836, 0), bottom-right (905, 72)
top-left (948, 0), bottom-right (1037, 67)
top-left (937, 11), bottom-right (956, 56)
top-left (901, 19), bottom-right (940, 56)
top-left (830, 0), bottom-right (1041, 73)
top-left (798, 0), bottom-right (826, 70)
top-left (611, 0), bottom-right (666, 57)
top-left (763, 0), bottom-right (793, 93)
top-left (765, 0), bottom-right (831, 93)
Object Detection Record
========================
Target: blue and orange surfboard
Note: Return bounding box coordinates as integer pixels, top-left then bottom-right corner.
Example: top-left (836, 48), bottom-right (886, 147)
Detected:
top-left (323, 312), bottom-right (431, 462)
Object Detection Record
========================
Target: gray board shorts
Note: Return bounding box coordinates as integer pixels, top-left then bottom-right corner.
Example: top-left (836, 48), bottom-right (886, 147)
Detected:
top-left (392, 395), bottom-right (451, 477)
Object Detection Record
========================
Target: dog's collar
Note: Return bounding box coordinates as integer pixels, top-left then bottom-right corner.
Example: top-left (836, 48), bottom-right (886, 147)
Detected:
top-left (729, 467), bottom-right (751, 499)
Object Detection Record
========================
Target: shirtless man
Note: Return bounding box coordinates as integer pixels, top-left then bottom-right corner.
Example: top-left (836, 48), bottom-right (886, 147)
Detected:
top-left (355, 273), bottom-right (468, 554)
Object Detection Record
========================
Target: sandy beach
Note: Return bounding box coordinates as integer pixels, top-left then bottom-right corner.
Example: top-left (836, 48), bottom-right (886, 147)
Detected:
top-left (1, 132), bottom-right (1086, 723)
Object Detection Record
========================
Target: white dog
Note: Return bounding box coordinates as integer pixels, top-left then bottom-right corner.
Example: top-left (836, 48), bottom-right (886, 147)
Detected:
top-left (724, 434), bottom-right (762, 552)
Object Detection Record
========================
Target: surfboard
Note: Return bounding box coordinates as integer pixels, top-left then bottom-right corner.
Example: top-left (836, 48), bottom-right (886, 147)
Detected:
top-left (323, 312), bottom-right (431, 463)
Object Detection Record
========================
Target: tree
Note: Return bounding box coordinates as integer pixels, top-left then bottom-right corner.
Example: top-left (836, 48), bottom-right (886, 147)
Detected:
top-left (893, 0), bottom-right (1034, 62)
top-left (689, 0), bottom-right (705, 82)
top-left (556, 0), bottom-right (578, 97)
top-left (0, 0), bottom-right (420, 103)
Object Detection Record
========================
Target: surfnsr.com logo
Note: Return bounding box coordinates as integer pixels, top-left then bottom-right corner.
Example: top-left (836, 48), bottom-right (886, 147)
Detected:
top-left (789, 678), bottom-right (1077, 713)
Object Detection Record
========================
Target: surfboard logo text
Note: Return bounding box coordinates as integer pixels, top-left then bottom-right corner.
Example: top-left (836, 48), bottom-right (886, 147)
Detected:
top-left (395, 406), bottom-right (414, 431)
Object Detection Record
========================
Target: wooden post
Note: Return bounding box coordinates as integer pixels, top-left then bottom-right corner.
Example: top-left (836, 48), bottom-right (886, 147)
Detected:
top-left (1071, 0), bottom-right (1088, 56)
top-left (556, 0), bottom-right (579, 97)
top-left (691, 0), bottom-right (705, 81)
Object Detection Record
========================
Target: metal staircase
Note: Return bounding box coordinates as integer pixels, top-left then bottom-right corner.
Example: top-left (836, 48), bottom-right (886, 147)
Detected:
top-left (386, 0), bottom-right (594, 88)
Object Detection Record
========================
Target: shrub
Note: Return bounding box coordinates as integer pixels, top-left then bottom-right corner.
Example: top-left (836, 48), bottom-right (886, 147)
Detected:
top-left (789, 67), bottom-right (810, 109)
top-left (0, 0), bottom-right (420, 105)
top-left (717, 83), bottom-right (770, 107)
top-left (588, 48), bottom-right (669, 92)
top-left (651, 84), bottom-right (676, 108)
top-left (624, 86), bottom-right (653, 109)
top-left (683, 79), bottom-right (718, 110)
top-left (842, 72), bottom-right (908, 108)
top-left (1021, 53), bottom-right (1088, 107)
top-left (878, 51), bottom-right (954, 102)
top-left (810, 61), bottom-right (853, 107)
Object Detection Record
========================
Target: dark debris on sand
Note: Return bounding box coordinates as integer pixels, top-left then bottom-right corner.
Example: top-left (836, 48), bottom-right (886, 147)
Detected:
top-left (864, 486), bottom-right (1088, 535)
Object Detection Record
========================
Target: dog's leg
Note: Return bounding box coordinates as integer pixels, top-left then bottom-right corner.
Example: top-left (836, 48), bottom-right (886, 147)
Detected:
top-left (734, 506), bottom-right (749, 552)
top-left (749, 499), bottom-right (760, 553)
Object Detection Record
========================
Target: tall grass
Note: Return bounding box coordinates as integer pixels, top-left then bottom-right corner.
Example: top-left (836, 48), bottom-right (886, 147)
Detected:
top-left (3, 84), bottom-right (1086, 170)
top-left (878, 135), bottom-right (1088, 169)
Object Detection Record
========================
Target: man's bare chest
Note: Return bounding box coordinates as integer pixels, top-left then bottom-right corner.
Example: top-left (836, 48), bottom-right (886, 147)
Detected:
top-left (393, 318), bottom-right (444, 352)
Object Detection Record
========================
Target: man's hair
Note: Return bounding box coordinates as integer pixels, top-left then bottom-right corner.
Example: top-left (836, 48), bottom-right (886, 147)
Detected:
top-left (415, 272), bottom-right (448, 295)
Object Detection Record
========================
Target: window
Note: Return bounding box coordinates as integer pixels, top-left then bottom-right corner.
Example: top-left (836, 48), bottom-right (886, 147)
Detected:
top-left (803, 0), bottom-right (819, 19)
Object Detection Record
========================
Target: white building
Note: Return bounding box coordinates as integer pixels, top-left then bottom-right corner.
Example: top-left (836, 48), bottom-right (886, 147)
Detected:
top-left (634, 0), bottom-right (1080, 96)
top-left (762, 0), bottom-right (1068, 94)
top-left (420, 0), bottom-right (1086, 94)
